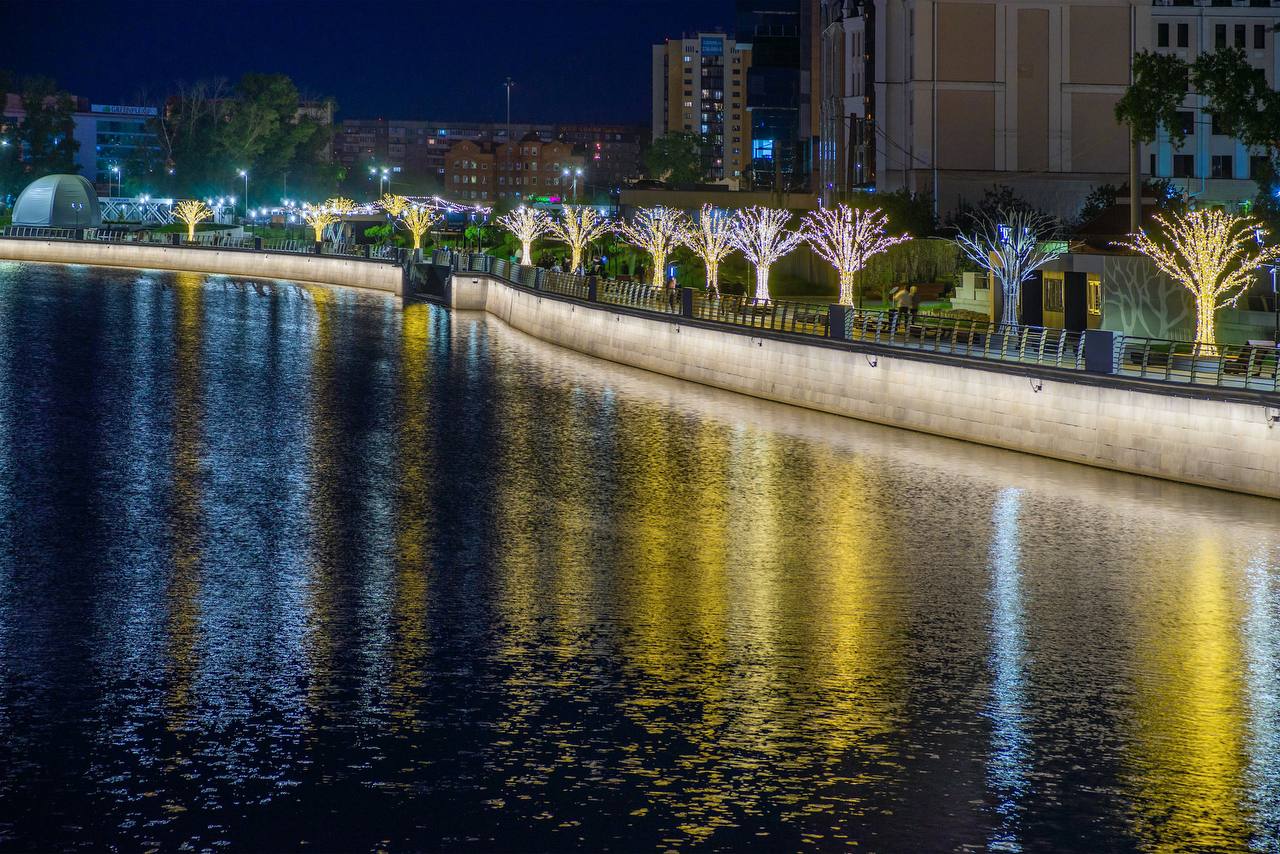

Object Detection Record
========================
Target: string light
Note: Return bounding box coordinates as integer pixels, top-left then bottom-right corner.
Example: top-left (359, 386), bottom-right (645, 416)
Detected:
top-left (680, 205), bottom-right (738, 299)
top-left (802, 205), bottom-right (911, 306)
top-left (731, 206), bottom-right (806, 301)
top-left (955, 209), bottom-right (1065, 327)
top-left (496, 206), bottom-right (552, 266)
top-left (616, 206), bottom-right (690, 288)
top-left (302, 202), bottom-right (340, 242)
top-left (1117, 209), bottom-right (1280, 347)
top-left (400, 202), bottom-right (443, 250)
top-left (547, 204), bottom-right (612, 273)
top-left (172, 199), bottom-right (212, 241)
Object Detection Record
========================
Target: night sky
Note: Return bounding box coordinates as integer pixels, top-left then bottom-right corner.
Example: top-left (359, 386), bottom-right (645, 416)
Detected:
top-left (4, 0), bottom-right (735, 124)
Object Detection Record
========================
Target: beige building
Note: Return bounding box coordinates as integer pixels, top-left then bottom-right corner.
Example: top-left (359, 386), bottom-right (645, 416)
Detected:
top-left (651, 32), bottom-right (753, 185)
top-left (869, 0), bottom-right (1149, 217)
top-left (818, 1), bottom-right (874, 200)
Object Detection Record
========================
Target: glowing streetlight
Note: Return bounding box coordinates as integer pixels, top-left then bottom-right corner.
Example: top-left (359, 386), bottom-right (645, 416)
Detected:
top-left (110, 165), bottom-right (122, 197)
top-left (562, 167), bottom-right (584, 202)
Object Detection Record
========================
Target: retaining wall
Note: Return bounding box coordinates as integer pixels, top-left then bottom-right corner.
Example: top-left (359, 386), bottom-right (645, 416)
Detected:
top-left (0, 239), bottom-right (404, 295)
top-left (453, 274), bottom-right (1280, 499)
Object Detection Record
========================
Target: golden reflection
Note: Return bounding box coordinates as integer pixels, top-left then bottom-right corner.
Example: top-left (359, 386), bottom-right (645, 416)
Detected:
top-left (301, 284), bottom-right (340, 707)
top-left (388, 302), bottom-right (434, 721)
top-left (1123, 532), bottom-right (1252, 848)
top-left (166, 271), bottom-right (205, 729)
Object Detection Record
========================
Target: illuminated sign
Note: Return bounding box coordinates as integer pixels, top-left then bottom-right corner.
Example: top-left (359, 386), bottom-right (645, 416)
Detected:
top-left (91, 104), bottom-right (158, 117)
top-left (701, 37), bottom-right (723, 56)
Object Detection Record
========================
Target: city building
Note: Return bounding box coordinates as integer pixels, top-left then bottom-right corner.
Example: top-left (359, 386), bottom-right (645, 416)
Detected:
top-left (736, 0), bottom-right (820, 192)
top-left (2, 95), bottom-right (163, 193)
top-left (817, 0), bottom-right (874, 201)
top-left (1147, 2), bottom-right (1278, 206)
top-left (556, 124), bottom-right (649, 192)
top-left (865, 0), bottom-right (1149, 217)
top-left (651, 31), bottom-right (754, 185)
top-left (443, 133), bottom-right (588, 203)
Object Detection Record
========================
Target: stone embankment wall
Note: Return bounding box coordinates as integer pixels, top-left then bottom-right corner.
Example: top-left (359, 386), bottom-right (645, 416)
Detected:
top-left (452, 273), bottom-right (1280, 499)
top-left (0, 239), bottom-right (403, 295)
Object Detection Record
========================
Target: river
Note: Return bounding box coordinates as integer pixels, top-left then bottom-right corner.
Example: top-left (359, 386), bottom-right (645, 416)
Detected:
top-left (0, 262), bottom-right (1277, 851)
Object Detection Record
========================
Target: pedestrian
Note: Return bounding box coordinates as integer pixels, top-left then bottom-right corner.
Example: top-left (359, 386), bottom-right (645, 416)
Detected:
top-left (908, 285), bottom-right (920, 319)
top-left (636, 263), bottom-right (646, 284)
top-left (667, 274), bottom-right (679, 310)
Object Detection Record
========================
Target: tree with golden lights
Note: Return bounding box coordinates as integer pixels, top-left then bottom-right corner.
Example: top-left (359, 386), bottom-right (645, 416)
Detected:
top-left (399, 201), bottom-right (443, 250)
top-left (302, 202), bottom-right (340, 242)
top-left (327, 196), bottom-right (358, 218)
top-left (616, 206), bottom-right (690, 287)
top-left (173, 199), bottom-right (213, 241)
top-left (680, 205), bottom-right (738, 298)
top-left (802, 205), bottom-right (912, 305)
top-left (1117, 208), bottom-right (1280, 347)
top-left (496, 206), bottom-right (552, 265)
top-left (379, 192), bottom-right (408, 218)
top-left (731, 206), bottom-right (806, 301)
top-left (547, 204), bottom-right (613, 272)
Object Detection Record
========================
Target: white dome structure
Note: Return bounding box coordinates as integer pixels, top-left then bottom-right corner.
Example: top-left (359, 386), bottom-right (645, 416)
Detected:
top-left (11, 175), bottom-right (102, 228)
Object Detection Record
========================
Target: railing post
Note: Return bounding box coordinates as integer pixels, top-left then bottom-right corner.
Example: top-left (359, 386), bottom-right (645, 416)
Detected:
top-left (828, 304), bottom-right (849, 341)
top-left (314, 240), bottom-right (324, 255)
top-left (587, 276), bottom-right (598, 302)
top-left (680, 287), bottom-right (693, 318)
top-left (1083, 329), bottom-right (1116, 374)
top-left (253, 236), bottom-right (263, 251)
top-left (171, 233), bottom-right (181, 246)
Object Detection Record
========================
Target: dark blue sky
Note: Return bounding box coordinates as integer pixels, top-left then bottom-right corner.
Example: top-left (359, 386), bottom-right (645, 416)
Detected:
top-left (5, 0), bottom-right (735, 124)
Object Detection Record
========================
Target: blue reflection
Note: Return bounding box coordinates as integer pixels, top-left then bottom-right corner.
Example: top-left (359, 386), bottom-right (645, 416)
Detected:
top-left (987, 488), bottom-right (1029, 851)
top-left (1243, 546), bottom-right (1280, 849)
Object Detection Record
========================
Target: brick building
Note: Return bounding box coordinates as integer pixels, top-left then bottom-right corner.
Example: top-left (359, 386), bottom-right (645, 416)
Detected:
top-left (443, 133), bottom-right (589, 203)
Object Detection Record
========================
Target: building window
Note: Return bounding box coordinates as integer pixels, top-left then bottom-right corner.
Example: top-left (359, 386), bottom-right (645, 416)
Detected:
top-left (1173, 154), bottom-right (1195, 177)
top-left (1256, 24), bottom-right (1267, 49)
top-left (1177, 23), bottom-right (1189, 47)
top-left (1211, 155), bottom-right (1233, 178)
top-left (1087, 275), bottom-right (1103, 316)
top-left (1157, 23), bottom-right (1169, 47)
top-left (1215, 24), bottom-right (1226, 48)
top-left (1235, 24), bottom-right (1247, 47)
top-left (1211, 113), bottom-right (1227, 136)
top-left (1043, 273), bottom-right (1065, 314)
top-left (1176, 111), bottom-right (1195, 136)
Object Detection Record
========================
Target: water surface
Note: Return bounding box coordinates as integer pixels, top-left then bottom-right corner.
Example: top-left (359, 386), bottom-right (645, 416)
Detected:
top-left (0, 261), bottom-right (1277, 851)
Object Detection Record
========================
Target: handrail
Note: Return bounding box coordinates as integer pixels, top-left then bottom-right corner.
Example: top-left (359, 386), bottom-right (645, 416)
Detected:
top-left (462, 256), bottom-right (1276, 395)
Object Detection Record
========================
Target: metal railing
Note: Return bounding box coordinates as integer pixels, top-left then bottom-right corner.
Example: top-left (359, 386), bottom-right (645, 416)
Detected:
top-left (434, 253), bottom-right (1278, 396)
top-left (694, 293), bottom-right (830, 335)
top-left (1115, 336), bottom-right (1279, 393)
top-left (846, 309), bottom-right (1087, 370)
top-left (2, 225), bottom-right (82, 240)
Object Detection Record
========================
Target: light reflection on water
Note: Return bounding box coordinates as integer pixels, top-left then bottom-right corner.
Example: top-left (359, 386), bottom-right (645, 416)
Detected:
top-left (0, 262), bottom-right (1278, 851)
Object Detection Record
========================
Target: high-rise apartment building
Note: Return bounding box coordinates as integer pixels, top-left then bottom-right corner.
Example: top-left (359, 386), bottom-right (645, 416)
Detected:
top-left (817, 0), bottom-right (874, 200)
top-left (736, 0), bottom-right (820, 192)
top-left (651, 32), bottom-right (754, 185)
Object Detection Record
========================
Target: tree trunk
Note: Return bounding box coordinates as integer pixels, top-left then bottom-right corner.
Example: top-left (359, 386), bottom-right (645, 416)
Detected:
top-left (520, 240), bottom-right (532, 265)
top-left (839, 270), bottom-right (856, 305)
top-left (1195, 295), bottom-right (1217, 348)
top-left (755, 264), bottom-right (771, 301)
top-left (1129, 129), bottom-right (1141, 235)
top-left (652, 250), bottom-right (666, 288)
top-left (706, 260), bottom-right (719, 298)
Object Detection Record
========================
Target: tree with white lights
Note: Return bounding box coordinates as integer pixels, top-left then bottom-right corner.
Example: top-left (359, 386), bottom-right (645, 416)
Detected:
top-left (173, 199), bottom-right (212, 241)
top-left (681, 205), bottom-right (738, 298)
top-left (327, 196), bottom-right (358, 218)
top-left (496, 206), bottom-right (552, 266)
top-left (1117, 208), bottom-right (1280, 347)
top-left (548, 205), bottom-right (612, 272)
top-left (731, 206), bottom-right (806, 301)
top-left (399, 201), bottom-right (443, 250)
top-left (302, 202), bottom-right (340, 242)
top-left (802, 205), bottom-right (912, 306)
top-left (616, 206), bottom-right (690, 287)
top-left (955, 209), bottom-right (1066, 326)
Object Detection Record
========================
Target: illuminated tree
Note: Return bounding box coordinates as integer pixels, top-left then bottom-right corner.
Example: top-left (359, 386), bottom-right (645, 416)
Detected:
top-left (681, 205), bottom-right (738, 298)
top-left (327, 196), bottom-right (357, 218)
top-left (547, 204), bottom-right (612, 272)
top-left (380, 192), bottom-right (409, 218)
top-left (302, 202), bottom-right (340, 242)
top-left (802, 205), bottom-right (913, 305)
top-left (616, 206), bottom-right (690, 287)
top-left (496, 205), bottom-right (551, 265)
top-left (399, 201), bottom-right (443, 250)
top-left (1116, 208), bottom-right (1280, 347)
top-left (955, 209), bottom-right (1066, 326)
top-left (173, 199), bottom-right (213, 241)
top-left (731, 206), bottom-right (806, 301)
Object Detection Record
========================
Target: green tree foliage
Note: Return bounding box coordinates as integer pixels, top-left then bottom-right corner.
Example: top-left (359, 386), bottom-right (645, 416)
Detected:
top-left (1114, 51), bottom-right (1190, 147)
top-left (856, 189), bottom-right (938, 237)
top-left (1192, 48), bottom-right (1280, 154)
top-left (152, 74), bottom-right (338, 200)
top-left (0, 72), bottom-right (80, 200)
top-left (944, 185), bottom-right (1043, 232)
top-left (643, 132), bottom-right (703, 186)
top-left (1076, 178), bottom-right (1187, 226)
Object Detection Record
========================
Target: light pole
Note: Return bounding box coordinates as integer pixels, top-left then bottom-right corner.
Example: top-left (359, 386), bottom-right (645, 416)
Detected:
top-left (370, 166), bottom-right (389, 197)
top-left (238, 170), bottom-right (249, 218)
top-left (110, 165), bottom-right (121, 197)
top-left (504, 77), bottom-right (514, 145)
top-left (562, 167), bottom-right (583, 202)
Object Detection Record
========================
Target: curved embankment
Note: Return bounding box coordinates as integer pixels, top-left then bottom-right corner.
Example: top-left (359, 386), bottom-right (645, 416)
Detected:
top-left (452, 273), bottom-right (1280, 500)
top-left (0, 239), bottom-right (404, 295)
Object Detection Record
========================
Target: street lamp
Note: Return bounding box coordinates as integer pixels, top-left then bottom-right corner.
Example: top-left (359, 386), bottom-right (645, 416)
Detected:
top-left (238, 170), bottom-right (249, 217)
top-left (70, 201), bottom-right (83, 231)
top-left (562, 167), bottom-right (584, 202)
top-left (370, 166), bottom-right (389, 197)
top-left (110, 165), bottom-right (122, 197)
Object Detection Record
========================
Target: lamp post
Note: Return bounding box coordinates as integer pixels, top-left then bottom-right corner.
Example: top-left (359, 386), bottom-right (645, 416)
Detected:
top-left (70, 201), bottom-right (83, 231)
top-left (504, 77), bottom-right (514, 146)
top-left (369, 166), bottom-right (389, 197)
top-left (238, 170), bottom-right (249, 218)
top-left (110, 165), bottom-right (121, 197)
top-left (562, 167), bottom-right (583, 202)
top-left (1257, 227), bottom-right (1280, 345)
